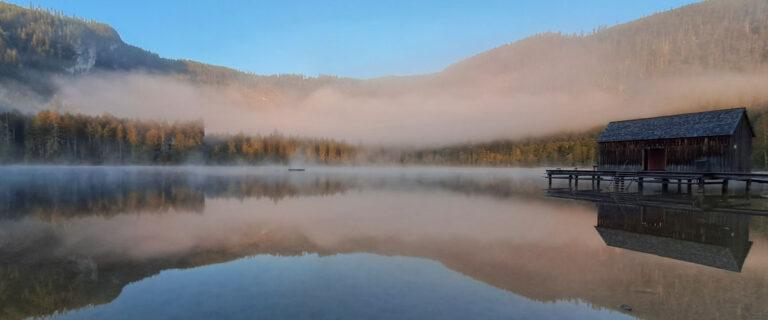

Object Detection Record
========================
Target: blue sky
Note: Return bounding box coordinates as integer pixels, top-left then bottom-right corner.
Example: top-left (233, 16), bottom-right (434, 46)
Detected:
top-left (11, 0), bottom-right (699, 78)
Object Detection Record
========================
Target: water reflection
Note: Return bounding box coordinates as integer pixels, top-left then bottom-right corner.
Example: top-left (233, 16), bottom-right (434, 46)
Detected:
top-left (549, 189), bottom-right (759, 272)
top-left (596, 202), bottom-right (752, 272)
top-left (0, 166), bottom-right (544, 219)
top-left (0, 166), bottom-right (767, 320)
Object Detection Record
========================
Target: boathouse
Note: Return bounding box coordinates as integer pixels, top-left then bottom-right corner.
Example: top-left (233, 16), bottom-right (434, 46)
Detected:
top-left (597, 108), bottom-right (754, 172)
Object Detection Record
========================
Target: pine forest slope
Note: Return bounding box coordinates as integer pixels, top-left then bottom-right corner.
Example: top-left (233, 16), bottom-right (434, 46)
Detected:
top-left (2, 0), bottom-right (768, 162)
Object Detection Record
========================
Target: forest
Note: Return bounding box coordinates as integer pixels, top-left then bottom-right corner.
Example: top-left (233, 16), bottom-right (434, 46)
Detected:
top-left (400, 130), bottom-right (601, 168)
top-left (3, 0), bottom-right (768, 168)
top-left (404, 106), bottom-right (768, 170)
top-left (0, 109), bottom-right (357, 164)
top-left (5, 107), bottom-right (768, 169)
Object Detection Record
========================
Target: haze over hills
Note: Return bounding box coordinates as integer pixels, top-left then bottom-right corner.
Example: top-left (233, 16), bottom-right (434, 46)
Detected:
top-left (1, 0), bottom-right (768, 145)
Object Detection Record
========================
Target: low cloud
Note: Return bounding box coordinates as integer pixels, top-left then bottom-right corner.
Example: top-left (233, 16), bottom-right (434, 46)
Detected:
top-left (46, 69), bottom-right (768, 146)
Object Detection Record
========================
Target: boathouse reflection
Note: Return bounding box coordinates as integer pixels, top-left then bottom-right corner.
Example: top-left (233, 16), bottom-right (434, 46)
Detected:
top-left (595, 202), bottom-right (751, 272)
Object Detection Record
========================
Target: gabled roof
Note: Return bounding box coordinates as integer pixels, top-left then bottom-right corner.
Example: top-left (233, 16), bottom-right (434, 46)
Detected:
top-left (597, 108), bottom-right (754, 143)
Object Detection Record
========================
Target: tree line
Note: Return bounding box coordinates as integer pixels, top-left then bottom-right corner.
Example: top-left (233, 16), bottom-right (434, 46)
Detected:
top-left (403, 107), bottom-right (768, 170)
top-left (0, 109), bottom-right (357, 164)
top-left (5, 107), bottom-right (768, 169)
top-left (204, 133), bottom-right (357, 164)
top-left (400, 129), bottom-right (600, 168)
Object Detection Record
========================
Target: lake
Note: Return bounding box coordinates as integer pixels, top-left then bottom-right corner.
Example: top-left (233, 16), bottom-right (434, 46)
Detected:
top-left (1, 166), bottom-right (767, 320)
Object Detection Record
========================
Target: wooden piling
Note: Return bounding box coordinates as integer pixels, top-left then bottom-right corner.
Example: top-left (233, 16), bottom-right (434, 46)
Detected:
top-left (544, 169), bottom-right (768, 196)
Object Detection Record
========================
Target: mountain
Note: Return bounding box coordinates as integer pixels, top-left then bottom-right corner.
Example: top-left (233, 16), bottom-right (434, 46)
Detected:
top-left (0, 3), bottom-right (181, 93)
top-left (1, 0), bottom-right (768, 146)
top-left (0, 2), bottom-right (349, 107)
top-left (440, 0), bottom-right (768, 95)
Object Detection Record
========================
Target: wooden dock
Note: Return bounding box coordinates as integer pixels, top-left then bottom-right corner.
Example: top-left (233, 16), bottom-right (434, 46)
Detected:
top-left (546, 169), bottom-right (768, 193)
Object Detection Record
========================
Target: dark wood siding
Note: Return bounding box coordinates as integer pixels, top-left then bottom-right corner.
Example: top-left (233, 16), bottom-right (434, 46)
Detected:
top-left (597, 135), bottom-right (745, 172)
top-left (597, 111), bottom-right (754, 172)
top-left (730, 117), bottom-right (753, 172)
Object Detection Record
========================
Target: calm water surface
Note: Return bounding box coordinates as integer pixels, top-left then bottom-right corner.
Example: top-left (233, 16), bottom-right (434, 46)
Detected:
top-left (0, 166), bottom-right (767, 320)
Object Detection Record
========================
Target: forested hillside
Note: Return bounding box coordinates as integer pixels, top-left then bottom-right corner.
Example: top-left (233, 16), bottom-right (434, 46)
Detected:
top-left (0, 3), bottom-right (183, 96)
top-left (5, 0), bottom-right (768, 112)
top-left (0, 2), bottom-right (343, 105)
top-left (0, 110), bottom-right (356, 164)
top-left (443, 0), bottom-right (768, 87)
top-left (4, 1), bottom-right (768, 165)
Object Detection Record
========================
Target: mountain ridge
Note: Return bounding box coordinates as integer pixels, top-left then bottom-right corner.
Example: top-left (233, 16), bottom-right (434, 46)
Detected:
top-left (2, 0), bottom-right (768, 146)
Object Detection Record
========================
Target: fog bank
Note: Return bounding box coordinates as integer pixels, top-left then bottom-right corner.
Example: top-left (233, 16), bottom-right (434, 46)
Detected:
top-left (44, 70), bottom-right (768, 146)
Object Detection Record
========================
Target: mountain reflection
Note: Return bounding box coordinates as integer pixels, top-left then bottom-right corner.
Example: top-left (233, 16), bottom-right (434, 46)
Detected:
top-left (0, 226), bottom-right (322, 320)
top-left (0, 167), bottom-right (349, 219)
top-left (0, 166), bottom-right (544, 219)
top-left (1, 167), bottom-right (767, 320)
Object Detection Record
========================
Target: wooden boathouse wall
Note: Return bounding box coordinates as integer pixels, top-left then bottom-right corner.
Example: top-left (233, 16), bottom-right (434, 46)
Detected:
top-left (731, 116), bottom-right (753, 172)
top-left (597, 108), bottom-right (754, 172)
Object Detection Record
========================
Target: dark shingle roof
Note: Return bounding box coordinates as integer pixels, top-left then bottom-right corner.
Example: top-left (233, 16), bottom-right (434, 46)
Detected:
top-left (598, 108), bottom-right (750, 142)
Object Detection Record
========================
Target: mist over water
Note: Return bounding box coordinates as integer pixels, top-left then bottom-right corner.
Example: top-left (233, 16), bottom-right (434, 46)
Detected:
top-left (2, 165), bottom-right (768, 320)
top-left (3, 2), bottom-right (768, 320)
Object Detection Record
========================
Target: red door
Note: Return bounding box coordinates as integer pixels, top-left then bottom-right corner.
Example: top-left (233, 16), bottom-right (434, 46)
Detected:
top-left (645, 149), bottom-right (666, 171)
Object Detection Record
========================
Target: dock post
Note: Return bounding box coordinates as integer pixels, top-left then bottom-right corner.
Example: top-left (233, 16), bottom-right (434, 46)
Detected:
top-left (746, 179), bottom-right (752, 193)
top-left (568, 175), bottom-right (573, 189)
top-left (596, 176), bottom-right (601, 189)
top-left (661, 178), bottom-right (669, 193)
top-left (574, 175), bottom-right (579, 189)
top-left (638, 177), bottom-right (644, 192)
top-left (722, 179), bottom-right (729, 194)
top-left (687, 179), bottom-right (692, 193)
top-left (677, 179), bottom-right (682, 193)
top-left (547, 173), bottom-right (552, 189)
